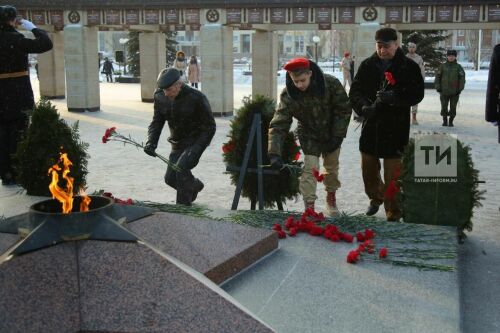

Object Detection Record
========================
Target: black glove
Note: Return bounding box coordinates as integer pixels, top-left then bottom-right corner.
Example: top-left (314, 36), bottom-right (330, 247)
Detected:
top-left (269, 154), bottom-right (283, 170)
top-left (436, 89), bottom-right (442, 93)
top-left (376, 90), bottom-right (396, 105)
top-left (361, 104), bottom-right (377, 119)
top-left (144, 144), bottom-right (157, 157)
top-left (323, 137), bottom-right (343, 153)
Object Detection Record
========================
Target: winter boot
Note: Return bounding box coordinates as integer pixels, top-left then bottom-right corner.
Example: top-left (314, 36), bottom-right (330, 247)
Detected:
top-left (325, 192), bottom-right (338, 217)
top-left (448, 116), bottom-right (455, 127)
top-left (366, 205), bottom-right (379, 216)
top-left (191, 179), bottom-right (204, 203)
top-left (442, 116), bottom-right (448, 126)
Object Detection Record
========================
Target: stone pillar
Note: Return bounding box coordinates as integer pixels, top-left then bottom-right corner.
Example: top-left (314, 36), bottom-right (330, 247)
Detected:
top-left (252, 31), bottom-right (278, 101)
top-left (353, 23), bottom-right (380, 74)
top-left (200, 24), bottom-right (233, 116)
top-left (139, 32), bottom-right (166, 102)
top-left (38, 32), bottom-right (65, 99)
top-left (64, 25), bottom-right (100, 112)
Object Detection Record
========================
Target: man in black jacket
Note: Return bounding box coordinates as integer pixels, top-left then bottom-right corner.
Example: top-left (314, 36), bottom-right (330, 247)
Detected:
top-left (144, 68), bottom-right (216, 205)
top-left (0, 5), bottom-right (53, 185)
top-left (349, 28), bottom-right (424, 221)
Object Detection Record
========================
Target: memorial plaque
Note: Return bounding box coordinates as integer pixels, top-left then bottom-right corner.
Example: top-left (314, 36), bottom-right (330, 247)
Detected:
top-left (386, 7), bottom-right (403, 23)
top-left (318, 23), bottom-right (331, 30)
top-left (87, 9), bottom-right (101, 25)
top-left (270, 8), bottom-right (286, 23)
top-left (165, 9), bottom-right (179, 24)
top-left (238, 23), bottom-right (253, 30)
top-left (226, 8), bottom-right (241, 24)
top-left (338, 7), bottom-right (355, 24)
top-left (411, 6), bottom-right (428, 22)
top-left (248, 8), bottom-right (263, 24)
top-left (105, 10), bottom-right (121, 25)
top-left (185, 9), bottom-right (200, 24)
top-left (292, 8), bottom-right (308, 23)
top-left (50, 11), bottom-right (64, 30)
top-left (144, 10), bottom-right (159, 24)
top-left (125, 9), bottom-right (139, 25)
top-left (316, 7), bottom-right (331, 23)
top-left (31, 11), bottom-right (46, 25)
top-left (462, 5), bottom-right (480, 22)
top-left (175, 24), bottom-right (185, 31)
top-left (436, 6), bottom-right (453, 22)
top-left (488, 5), bottom-right (500, 22)
top-left (190, 24), bottom-right (200, 31)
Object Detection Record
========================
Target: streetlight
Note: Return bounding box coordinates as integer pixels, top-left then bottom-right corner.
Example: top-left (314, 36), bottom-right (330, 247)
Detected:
top-left (312, 35), bottom-right (320, 63)
top-left (119, 38), bottom-right (129, 75)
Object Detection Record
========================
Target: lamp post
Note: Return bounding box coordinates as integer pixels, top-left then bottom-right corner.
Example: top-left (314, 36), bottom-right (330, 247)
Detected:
top-left (119, 38), bottom-right (129, 75)
top-left (312, 35), bottom-right (320, 63)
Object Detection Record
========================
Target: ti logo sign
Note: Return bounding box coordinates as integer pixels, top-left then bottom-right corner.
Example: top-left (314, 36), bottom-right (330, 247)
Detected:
top-left (414, 134), bottom-right (457, 181)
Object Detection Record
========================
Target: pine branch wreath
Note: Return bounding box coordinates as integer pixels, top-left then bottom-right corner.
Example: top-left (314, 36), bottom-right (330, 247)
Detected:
top-left (222, 95), bottom-right (302, 208)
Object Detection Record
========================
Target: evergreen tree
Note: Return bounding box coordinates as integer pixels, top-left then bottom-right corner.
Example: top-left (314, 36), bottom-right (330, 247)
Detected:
top-left (401, 30), bottom-right (451, 74)
top-left (126, 31), bottom-right (178, 77)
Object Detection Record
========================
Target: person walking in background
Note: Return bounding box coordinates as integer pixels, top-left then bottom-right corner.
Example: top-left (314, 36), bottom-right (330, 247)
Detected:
top-left (349, 28), bottom-right (424, 222)
top-left (187, 55), bottom-right (200, 89)
top-left (486, 43), bottom-right (499, 143)
top-left (102, 57), bottom-right (114, 83)
top-left (405, 42), bottom-right (426, 125)
top-left (340, 52), bottom-right (352, 89)
top-left (350, 56), bottom-right (355, 82)
top-left (268, 57), bottom-right (352, 216)
top-left (173, 51), bottom-right (188, 82)
top-left (434, 49), bottom-right (465, 127)
top-left (0, 5), bottom-right (53, 185)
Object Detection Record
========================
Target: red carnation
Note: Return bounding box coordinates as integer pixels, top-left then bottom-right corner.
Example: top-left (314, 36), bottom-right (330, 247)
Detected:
top-left (365, 229), bottom-right (376, 240)
top-left (356, 232), bottom-right (365, 242)
top-left (384, 180), bottom-right (400, 200)
top-left (326, 224), bottom-right (339, 233)
top-left (357, 244), bottom-right (366, 252)
top-left (330, 234), bottom-right (341, 242)
top-left (379, 247), bottom-right (388, 258)
top-left (284, 216), bottom-right (295, 230)
top-left (294, 152), bottom-right (301, 161)
top-left (276, 230), bottom-right (287, 239)
top-left (272, 223), bottom-right (282, 231)
top-left (312, 168), bottom-right (324, 182)
top-left (384, 71), bottom-right (396, 86)
top-left (324, 230), bottom-right (333, 239)
top-left (309, 226), bottom-right (324, 236)
top-left (363, 239), bottom-right (375, 249)
top-left (222, 142), bottom-right (235, 154)
top-left (340, 233), bottom-right (354, 243)
top-left (346, 250), bottom-right (359, 264)
top-left (288, 227), bottom-right (297, 237)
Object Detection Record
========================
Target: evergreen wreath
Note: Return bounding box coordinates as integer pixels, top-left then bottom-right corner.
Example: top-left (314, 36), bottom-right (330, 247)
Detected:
top-left (14, 99), bottom-right (89, 196)
top-left (399, 136), bottom-right (484, 233)
top-left (222, 95), bottom-right (302, 208)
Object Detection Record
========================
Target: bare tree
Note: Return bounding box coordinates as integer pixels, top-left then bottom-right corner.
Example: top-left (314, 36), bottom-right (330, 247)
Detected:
top-left (466, 30), bottom-right (479, 70)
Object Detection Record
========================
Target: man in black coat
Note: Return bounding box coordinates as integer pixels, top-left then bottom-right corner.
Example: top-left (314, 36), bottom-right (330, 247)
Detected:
top-left (349, 28), bottom-right (424, 221)
top-left (486, 43), bottom-right (499, 143)
top-left (0, 5), bottom-right (53, 185)
top-left (144, 68), bottom-right (216, 205)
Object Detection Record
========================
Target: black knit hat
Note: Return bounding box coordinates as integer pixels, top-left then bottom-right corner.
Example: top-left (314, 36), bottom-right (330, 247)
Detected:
top-left (446, 49), bottom-right (457, 56)
top-left (157, 68), bottom-right (181, 89)
top-left (375, 27), bottom-right (398, 44)
top-left (0, 5), bottom-right (17, 24)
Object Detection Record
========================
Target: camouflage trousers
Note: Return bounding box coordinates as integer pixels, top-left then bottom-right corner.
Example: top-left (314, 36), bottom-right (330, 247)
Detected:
top-left (299, 149), bottom-right (341, 204)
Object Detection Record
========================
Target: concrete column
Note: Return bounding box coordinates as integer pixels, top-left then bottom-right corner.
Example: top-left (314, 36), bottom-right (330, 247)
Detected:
top-left (64, 25), bottom-right (100, 112)
top-left (353, 23), bottom-right (380, 74)
top-left (139, 32), bottom-right (166, 102)
top-left (38, 32), bottom-right (65, 99)
top-left (252, 31), bottom-right (278, 101)
top-left (200, 24), bottom-right (233, 116)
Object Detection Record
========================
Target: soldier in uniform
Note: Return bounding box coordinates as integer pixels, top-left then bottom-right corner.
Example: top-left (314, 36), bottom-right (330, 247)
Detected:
top-left (144, 68), bottom-right (216, 206)
top-left (268, 57), bottom-right (352, 216)
top-left (0, 5), bottom-right (53, 185)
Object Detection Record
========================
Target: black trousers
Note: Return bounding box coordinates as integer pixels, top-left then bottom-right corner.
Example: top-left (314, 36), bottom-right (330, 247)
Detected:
top-left (164, 147), bottom-right (201, 205)
top-left (440, 94), bottom-right (460, 117)
top-left (191, 82), bottom-right (198, 89)
top-left (105, 73), bottom-right (113, 82)
top-left (0, 114), bottom-right (29, 182)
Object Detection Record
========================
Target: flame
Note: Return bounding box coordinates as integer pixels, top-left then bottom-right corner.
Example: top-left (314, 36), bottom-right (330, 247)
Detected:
top-left (48, 153), bottom-right (91, 214)
top-left (79, 188), bottom-right (92, 212)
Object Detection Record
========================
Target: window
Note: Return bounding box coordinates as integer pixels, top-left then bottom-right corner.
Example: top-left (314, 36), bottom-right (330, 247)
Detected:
top-left (285, 46), bottom-right (292, 53)
top-left (295, 36), bottom-right (304, 53)
top-left (242, 34), bottom-right (251, 53)
top-left (285, 35), bottom-right (293, 42)
top-left (457, 30), bottom-right (465, 37)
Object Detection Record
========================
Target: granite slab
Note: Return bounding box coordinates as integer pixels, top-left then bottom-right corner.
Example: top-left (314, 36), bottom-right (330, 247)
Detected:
top-left (0, 239), bottom-right (273, 332)
top-left (0, 233), bottom-right (19, 253)
top-left (127, 212), bottom-right (278, 284)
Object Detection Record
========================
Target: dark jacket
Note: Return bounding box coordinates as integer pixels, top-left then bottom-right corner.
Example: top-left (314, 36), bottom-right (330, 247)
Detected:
top-left (434, 60), bottom-right (465, 96)
top-left (349, 48), bottom-right (424, 158)
top-left (146, 84), bottom-right (216, 151)
top-left (102, 60), bottom-right (114, 74)
top-left (486, 44), bottom-right (500, 143)
top-left (268, 61), bottom-right (352, 156)
top-left (0, 25), bottom-right (52, 121)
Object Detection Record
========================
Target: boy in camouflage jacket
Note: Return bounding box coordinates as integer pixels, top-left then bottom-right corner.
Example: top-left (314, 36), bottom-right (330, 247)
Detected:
top-left (268, 58), bottom-right (352, 215)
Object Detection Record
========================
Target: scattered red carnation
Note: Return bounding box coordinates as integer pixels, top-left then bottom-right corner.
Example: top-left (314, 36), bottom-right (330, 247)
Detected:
top-left (276, 230), bottom-right (287, 239)
top-left (379, 247), bottom-right (388, 258)
top-left (340, 232), bottom-right (354, 243)
top-left (222, 142), bottom-right (235, 154)
top-left (347, 250), bottom-right (360, 264)
top-left (284, 216), bottom-right (296, 230)
top-left (365, 229), bottom-right (376, 240)
top-left (312, 168), bottom-right (324, 182)
top-left (272, 223), bottom-right (282, 231)
top-left (288, 227), bottom-right (297, 237)
top-left (356, 232), bottom-right (365, 242)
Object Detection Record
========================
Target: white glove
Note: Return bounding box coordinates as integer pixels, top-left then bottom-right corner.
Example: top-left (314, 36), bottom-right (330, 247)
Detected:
top-left (20, 19), bottom-right (36, 31)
